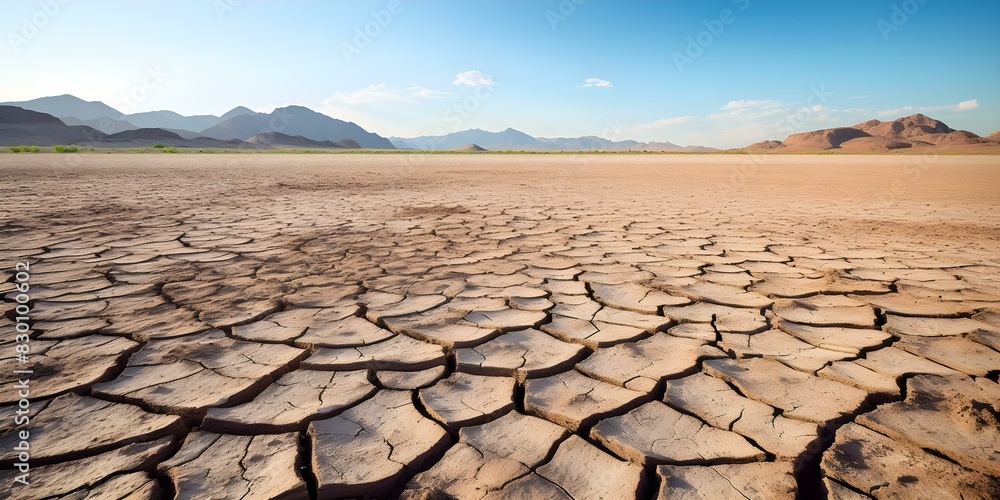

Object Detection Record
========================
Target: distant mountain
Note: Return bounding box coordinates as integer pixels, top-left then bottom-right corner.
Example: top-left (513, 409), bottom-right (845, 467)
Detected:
top-left (200, 105), bottom-right (395, 148)
top-left (246, 131), bottom-right (359, 149)
top-left (0, 106), bottom-right (253, 149)
top-left (0, 103), bottom-right (391, 150)
top-left (0, 94), bottom-right (124, 121)
top-left (391, 127), bottom-right (715, 152)
top-left (96, 127), bottom-right (246, 148)
top-left (220, 106), bottom-right (255, 121)
top-left (163, 128), bottom-right (203, 140)
top-left (0, 105), bottom-right (104, 146)
top-left (60, 116), bottom-right (139, 133)
top-left (746, 114), bottom-right (999, 152)
top-left (2, 94), bottom-right (257, 134)
top-left (393, 128), bottom-right (537, 150)
top-left (537, 136), bottom-right (644, 151)
top-left (61, 116), bottom-right (200, 139)
top-left (125, 108), bottom-right (257, 132)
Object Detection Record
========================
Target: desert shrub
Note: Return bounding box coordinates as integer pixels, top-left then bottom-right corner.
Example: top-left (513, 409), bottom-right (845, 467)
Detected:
top-left (153, 143), bottom-right (165, 148)
top-left (162, 146), bottom-right (178, 153)
top-left (53, 145), bottom-right (80, 153)
top-left (23, 145), bottom-right (39, 152)
top-left (7, 146), bottom-right (21, 153)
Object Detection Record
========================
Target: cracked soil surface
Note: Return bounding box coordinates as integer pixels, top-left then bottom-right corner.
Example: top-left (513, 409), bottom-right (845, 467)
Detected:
top-left (1, 154), bottom-right (999, 499)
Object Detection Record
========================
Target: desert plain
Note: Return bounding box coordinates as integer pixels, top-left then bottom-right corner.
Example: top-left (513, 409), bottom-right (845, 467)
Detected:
top-left (1, 153), bottom-right (999, 499)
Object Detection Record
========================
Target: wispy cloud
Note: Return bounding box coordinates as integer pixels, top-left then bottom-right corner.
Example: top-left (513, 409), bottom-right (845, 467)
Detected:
top-left (579, 78), bottom-right (613, 88)
top-left (956, 98), bottom-right (979, 111)
top-left (876, 98), bottom-right (979, 117)
top-left (630, 115), bottom-right (696, 130)
top-left (624, 96), bottom-right (984, 149)
top-left (720, 100), bottom-right (781, 110)
top-left (327, 83), bottom-right (409, 105)
top-left (408, 84), bottom-right (452, 99)
top-left (623, 98), bottom-right (836, 148)
top-left (453, 70), bottom-right (496, 86)
top-left (325, 83), bottom-right (452, 105)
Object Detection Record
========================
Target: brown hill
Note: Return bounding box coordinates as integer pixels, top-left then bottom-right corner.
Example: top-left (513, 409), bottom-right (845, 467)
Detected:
top-left (782, 127), bottom-right (871, 150)
top-left (747, 140), bottom-right (785, 150)
top-left (747, 113), bottom-right (999, 153)
top-left (454, 143), bottom-right (488, 152)
top-left (987, 131), bottom-right (1000, 143)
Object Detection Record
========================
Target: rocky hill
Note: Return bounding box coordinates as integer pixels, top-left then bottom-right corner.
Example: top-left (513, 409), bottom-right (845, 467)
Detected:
top-left (747, 114), bottom-right (999, 152)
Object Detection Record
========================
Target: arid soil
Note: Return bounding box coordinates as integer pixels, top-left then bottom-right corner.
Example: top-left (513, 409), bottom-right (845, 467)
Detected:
top-left (1, 154), bottom-right (999, 499)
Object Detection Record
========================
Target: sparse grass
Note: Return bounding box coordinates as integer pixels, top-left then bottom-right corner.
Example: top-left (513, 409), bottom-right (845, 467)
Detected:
top-left (53, 145), bottom-right (80, 153)
top-left (6, 145), bottom-right (40, 153)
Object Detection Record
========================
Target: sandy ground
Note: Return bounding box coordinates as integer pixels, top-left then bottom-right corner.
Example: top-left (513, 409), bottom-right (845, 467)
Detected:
top-left (1, 154), bottom-right (999, 499)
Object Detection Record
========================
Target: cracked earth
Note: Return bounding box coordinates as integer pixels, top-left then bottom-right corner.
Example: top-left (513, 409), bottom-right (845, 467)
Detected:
top-left (1, 154), bottom-right (999, 499)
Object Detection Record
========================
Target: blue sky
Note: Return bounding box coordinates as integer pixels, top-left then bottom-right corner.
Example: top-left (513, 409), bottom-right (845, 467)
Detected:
top-left (2, 0), bottom-right (998, 147)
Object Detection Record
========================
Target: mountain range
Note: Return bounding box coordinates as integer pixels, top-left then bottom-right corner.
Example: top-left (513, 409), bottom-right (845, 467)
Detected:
top-left (1, 94), bottom-right (998, 152)
top-left (0, 94), bottom-right (714, 151)
top-left (390, 128), bottom-right (715, 152)
top-left (0, 95), bottom-right (393, 148)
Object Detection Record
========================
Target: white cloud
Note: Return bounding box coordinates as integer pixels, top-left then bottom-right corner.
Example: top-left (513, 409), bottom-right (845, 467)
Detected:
top-left (720, 100), bottom-right (782, 110)
top-left (630, 116), bottom-right (696, 130)
top-left (453, 70), bottom-right (496, 86)
top-left (875, 106), bottom-right (915, 117)
top-left (876, 99), bottom-right (979, 117)
top-left (579, 78), bottom-right (613, 88)
top-left (956, 99), bottom-right (979, 111)
top-left (623, 98), bottom-right (846, 148)
top-left (327, 83), bottom-right (409, 105)
top-left (409, 85), bottom-right (452, 99)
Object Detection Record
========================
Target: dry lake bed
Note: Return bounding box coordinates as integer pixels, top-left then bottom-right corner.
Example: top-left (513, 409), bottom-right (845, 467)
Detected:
top-left (1, 154), bottom-right (999, 499)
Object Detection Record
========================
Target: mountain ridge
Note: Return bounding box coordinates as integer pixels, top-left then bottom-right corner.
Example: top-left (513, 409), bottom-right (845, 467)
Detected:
top-left (0, 95), bottom-right (256, 134)
top-left (199, 105), bottom-right (395, 149)
top-left (0, 106), bottom-right (251, 149)
top-left (3, 95), bottom-right (994, 153)
top-left (391, 128), bottom-right (714, 152)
